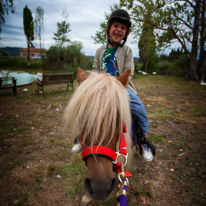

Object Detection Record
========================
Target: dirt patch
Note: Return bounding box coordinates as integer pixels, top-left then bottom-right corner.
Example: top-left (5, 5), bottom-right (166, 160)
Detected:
top-left (0, 75), bottom-right (206, 206)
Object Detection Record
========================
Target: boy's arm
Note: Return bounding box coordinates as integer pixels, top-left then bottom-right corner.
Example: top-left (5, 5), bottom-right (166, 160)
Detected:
top-left (124, 47), bottom-right (135, 81)
top-left (92, 46), bottom-right (105, 72)
top-left (92, 51), bottom-right (100, 72)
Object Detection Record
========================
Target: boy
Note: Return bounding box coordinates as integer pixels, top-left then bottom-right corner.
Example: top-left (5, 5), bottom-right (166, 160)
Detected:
top-left (72, 9), bottom-right (154, 161)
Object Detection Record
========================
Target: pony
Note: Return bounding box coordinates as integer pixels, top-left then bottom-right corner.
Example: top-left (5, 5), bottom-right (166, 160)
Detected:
top-left (64, 68), bottom-right (133, 206)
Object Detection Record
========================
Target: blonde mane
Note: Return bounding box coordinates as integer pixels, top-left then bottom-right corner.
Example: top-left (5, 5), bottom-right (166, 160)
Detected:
top-left (64, 72), bottom-right (132, 163)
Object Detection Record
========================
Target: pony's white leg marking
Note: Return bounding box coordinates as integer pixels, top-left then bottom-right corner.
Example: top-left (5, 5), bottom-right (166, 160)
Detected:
top-left (80, 192), bottom-right (92, 206)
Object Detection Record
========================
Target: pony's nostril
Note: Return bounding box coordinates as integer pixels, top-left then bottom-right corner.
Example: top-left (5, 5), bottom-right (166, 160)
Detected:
top-left (84, 177), bottom-right (93, 195)
top-left (107, 177), bottom-right (116, 196)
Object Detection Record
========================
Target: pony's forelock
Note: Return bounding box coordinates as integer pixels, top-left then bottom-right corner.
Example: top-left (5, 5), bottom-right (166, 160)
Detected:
top-left (64, 71), bottom-right (132, 157)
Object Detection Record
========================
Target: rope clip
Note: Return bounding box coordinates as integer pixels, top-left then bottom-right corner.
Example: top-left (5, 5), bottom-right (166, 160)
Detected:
top-left (116, 163), bottom-right (129, 198)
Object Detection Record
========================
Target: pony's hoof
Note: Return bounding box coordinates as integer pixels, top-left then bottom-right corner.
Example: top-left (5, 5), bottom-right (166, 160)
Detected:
top-left (80, 194), bottom-right (92, 206)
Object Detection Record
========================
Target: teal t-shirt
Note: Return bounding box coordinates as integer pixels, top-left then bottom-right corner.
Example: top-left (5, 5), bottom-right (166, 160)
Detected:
top-left (101, 47), bottom-right (119, 77)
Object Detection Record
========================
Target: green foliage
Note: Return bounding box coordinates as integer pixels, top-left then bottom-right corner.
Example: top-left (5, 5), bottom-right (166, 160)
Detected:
top-left (0, 49), bottom-right (10, 56)
top-left (91, 3), bottom-right (121, 45)
top-left (120, 0), bottom-right (205, 80)
top-left (30, 60), bottom-right (44, 68)
top-left (141, 53), bottom-right (158, 74)
top-left (0, 0), bottom-right (15, 36)
top-left (154, 53), bottom-right (187, 77)
top-left (134, 63), bottom-right (143, 73)
top-left (138, 13), bottom-right (157, 73)
top-left (167, 55), bottom-right (187, 77)
top-left (23, 5), bottom-right (34, 42)
top-left (45, 41), bottom-right (93, 71)
top-left (53, 8), bottom-right (71, 46)
top-left (34, 6), bottom-right (44, 49)
top-left (168, 48), bottom-right (185, 62)
top-left (23, 5), bottom-right (34, 61)
top-left (154, 61), bottom-right (172, 75)
top-left (0, 58), bottom-right (28, 67)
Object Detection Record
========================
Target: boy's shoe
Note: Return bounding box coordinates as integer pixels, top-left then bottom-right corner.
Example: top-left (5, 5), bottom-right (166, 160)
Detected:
top-left (141, 144), bottom-right (153, 161)
top-left (72, 142), bottom-right (82, 153)
top-left (72, 135), bottom-right (82, 153)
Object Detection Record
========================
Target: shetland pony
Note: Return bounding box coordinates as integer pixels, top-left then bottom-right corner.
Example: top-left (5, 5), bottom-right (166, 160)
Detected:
top-left (64, 68), bottom-right (133, 206)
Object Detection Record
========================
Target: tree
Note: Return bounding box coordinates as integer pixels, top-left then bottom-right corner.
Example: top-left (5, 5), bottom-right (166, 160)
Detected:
top-left (120, 0), bottom-right (204, 81)
top-left (0, 0), bottom-right (15, 38)
top-left (198, 0), bottom-right (206, 81)
top-left (91, 3), bottom-right (121, 45)
top-left (138, 11), bottom-right (156, 73)
top-left (138, 23), bottom-right (156, 72)
top-left (23, 5), bottom-right (34, 62)
top-left (53, 8), bottom-right (71, 46)
top-left (34, 6), bottom-right (44, 50)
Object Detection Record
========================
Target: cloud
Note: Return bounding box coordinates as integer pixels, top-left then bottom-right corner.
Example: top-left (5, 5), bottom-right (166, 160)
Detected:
top-left (1, 0), bottom-right (176, 57)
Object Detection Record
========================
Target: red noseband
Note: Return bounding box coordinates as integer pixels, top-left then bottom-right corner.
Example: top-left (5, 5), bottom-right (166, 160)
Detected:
top-left (81, 123), bottom-right (132, 177)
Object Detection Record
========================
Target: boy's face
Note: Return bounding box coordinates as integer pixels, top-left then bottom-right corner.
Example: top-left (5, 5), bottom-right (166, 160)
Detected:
top-left (109, 21), bottom-right (127, 46)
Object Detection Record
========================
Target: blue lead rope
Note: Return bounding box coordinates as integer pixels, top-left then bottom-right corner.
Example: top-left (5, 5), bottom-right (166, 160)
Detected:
top-left (116, 179), bottom-right (128, 206)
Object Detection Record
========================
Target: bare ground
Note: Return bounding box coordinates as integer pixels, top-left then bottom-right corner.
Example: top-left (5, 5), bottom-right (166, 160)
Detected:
top-left (0, 74), bottom-right (205, 206)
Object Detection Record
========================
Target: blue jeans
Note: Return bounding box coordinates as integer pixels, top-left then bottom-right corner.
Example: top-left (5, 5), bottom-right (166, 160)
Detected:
top-left (127, 88), bottom-right (148, 135)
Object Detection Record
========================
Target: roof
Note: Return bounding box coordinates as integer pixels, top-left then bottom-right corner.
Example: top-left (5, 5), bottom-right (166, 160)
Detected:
top-left (20, 47), bottom-right (47, 52)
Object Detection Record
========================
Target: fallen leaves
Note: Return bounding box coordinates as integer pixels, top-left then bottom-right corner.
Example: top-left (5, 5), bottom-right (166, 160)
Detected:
top-left (141, 197), bottom-right (147, 205)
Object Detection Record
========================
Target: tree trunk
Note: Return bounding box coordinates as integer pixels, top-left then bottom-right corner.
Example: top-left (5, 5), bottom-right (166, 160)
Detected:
top-left (199, 51), bottom-right (206, 82)
top-left (27, 36), bottom-right (30, 62)
top-left (145, 42), bottom-right (149, 73)
top-left (198, 0), bottom-right (205, 80)
top-left (186, 1), bottom-right (201, 80)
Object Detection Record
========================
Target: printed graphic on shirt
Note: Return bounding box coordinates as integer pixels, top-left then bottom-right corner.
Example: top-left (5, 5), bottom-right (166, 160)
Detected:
top-left (102, 47), bottom-right (119, 77)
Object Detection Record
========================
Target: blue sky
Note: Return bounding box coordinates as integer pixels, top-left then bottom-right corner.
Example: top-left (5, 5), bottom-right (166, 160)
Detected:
top-left (0, 0), bottom-right (179, 56)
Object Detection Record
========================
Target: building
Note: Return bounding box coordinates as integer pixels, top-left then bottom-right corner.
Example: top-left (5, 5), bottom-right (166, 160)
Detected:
top-left (19, 47), bottom-right (47, 59)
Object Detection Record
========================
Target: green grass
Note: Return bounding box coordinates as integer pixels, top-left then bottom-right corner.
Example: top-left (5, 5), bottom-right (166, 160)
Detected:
top-left (59, 155), bottom-right (85, 197)
top-left (149, 134), bottom-right (166, 144)
top-left (0, 69), bottom-right (206, 206)
top-left (6, 158), bottom-right (27, 171)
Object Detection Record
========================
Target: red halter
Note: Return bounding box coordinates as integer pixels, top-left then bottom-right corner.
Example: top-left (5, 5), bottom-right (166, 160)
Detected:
top-left (81, 123), bottom-right (132, 177)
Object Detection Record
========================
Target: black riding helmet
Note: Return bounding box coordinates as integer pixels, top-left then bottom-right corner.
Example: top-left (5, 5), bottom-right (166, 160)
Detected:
top-left (108, 9), bottom-right (131, 27)
top-left (107, 9), bottom-right (131, 46)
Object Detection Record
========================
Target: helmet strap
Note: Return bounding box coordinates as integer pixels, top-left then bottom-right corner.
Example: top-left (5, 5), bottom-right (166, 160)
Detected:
top-left (120, 37), bottom-right (127, 47)
top-left (107, 36), bottom-right (127, 47)
top-left (107, 36), bottom-right (114, 45)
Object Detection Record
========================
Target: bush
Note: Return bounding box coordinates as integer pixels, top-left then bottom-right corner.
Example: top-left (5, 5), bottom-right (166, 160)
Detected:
top-left (0, 58), bottom-right (28, 67)
top-left (0, 49), bottom-right (10, 56)
top-left (30, 60), bottom-right (44, 68)
top-left (154, 54), bottom-right (187, 77)
top-left (45, 41), bottom-right (92, 72)
top-left (134, 63), bottom-right (143, 73)
top-left (154, 61), bottom-right (172, 75)
top-left (168, 55), bottom-right (187, 77)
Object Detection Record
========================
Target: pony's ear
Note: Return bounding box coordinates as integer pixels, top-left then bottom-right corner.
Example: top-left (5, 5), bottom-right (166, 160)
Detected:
top-left (117, 69), bottom-right (131, 87)
top-left (77, 67), bottom-right (87, 85)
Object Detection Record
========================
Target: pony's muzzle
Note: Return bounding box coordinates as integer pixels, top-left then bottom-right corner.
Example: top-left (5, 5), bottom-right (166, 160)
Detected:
top-left (84, 176), bottom-right (116, 201)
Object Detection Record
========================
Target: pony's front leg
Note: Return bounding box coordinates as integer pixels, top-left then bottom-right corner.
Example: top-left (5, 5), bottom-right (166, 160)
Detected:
top-left (80, 191), bottom-right (92, 206)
